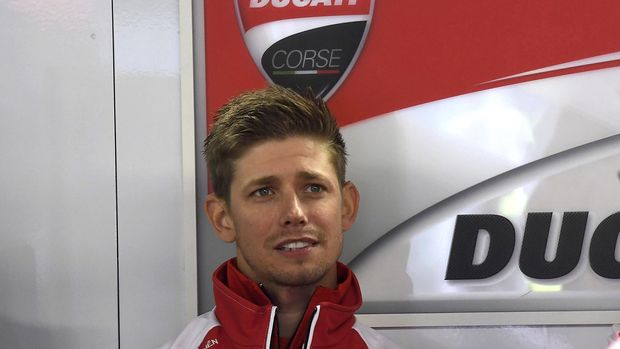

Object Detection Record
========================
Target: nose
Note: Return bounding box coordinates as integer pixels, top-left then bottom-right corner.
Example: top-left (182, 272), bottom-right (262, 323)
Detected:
top-left (280, 191), bottom-right (307, 227)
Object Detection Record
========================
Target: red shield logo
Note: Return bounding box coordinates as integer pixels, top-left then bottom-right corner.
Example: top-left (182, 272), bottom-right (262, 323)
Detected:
top-left (235, 0), bottom-right (374, 100)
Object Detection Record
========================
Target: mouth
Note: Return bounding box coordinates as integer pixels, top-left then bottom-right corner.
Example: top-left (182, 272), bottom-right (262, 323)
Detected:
top-left (275, 238), bottom-right (318, 252)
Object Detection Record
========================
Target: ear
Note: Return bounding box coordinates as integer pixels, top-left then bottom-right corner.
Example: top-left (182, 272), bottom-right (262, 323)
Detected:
top-left (205, 193), bottom-right (236, 243)
top-left (341, 181), bottom-right (360, 231)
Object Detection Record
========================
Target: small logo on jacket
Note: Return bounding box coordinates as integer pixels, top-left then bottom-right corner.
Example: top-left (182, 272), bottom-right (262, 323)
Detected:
top-left (200, 338), bottom-right (219, 349)
top-left (236, 0), bottom-right (374, 100)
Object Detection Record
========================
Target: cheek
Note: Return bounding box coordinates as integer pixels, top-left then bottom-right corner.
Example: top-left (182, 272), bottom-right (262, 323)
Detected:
top-left (235, 210), bottom-right (276, 240)
top-left (311, 205), bottom-right (342, 229)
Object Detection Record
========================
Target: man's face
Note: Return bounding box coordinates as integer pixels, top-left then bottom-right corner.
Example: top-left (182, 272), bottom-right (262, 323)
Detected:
top-left (207, 136), bottom-right (358, 288)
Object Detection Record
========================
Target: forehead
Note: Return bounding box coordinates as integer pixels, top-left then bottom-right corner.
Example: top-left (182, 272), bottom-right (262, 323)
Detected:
top-left (232, 136), bottom-right (337, 186)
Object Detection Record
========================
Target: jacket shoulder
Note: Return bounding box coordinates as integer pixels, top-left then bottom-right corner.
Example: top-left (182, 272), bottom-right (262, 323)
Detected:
top-left (164, 310), bottom-right (221, 349)
top-left (352, 318), bottom-right (404, 349)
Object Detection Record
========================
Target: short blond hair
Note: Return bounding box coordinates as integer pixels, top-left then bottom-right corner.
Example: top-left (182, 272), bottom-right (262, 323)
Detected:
top-left (203, 85), bottom-right (347, 201)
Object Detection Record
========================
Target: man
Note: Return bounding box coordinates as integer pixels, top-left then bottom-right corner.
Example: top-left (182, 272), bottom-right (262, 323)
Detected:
top-left (167, 86), bottom-right (400, 348)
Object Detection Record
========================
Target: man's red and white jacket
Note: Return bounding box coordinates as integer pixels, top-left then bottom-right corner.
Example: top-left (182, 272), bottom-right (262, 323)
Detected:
top-left (166, 259), bottom-right (400, 349)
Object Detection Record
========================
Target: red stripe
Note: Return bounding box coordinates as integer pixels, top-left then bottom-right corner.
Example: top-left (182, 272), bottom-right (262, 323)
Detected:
top-left (317, 69), bottom-right (340, 74)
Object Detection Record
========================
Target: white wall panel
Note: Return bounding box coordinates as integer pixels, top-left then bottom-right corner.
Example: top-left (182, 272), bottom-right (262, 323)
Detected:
top-left (1, 1), bottom-right (195, 348)
top-left (114, 0), bottom-right (196, 348)
top-left (0, 1), bottom-right (118, 348)
top-left (377, 325), bottom-right (613, 349)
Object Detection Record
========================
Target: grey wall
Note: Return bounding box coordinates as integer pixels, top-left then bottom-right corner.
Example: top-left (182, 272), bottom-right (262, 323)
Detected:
top-left (0, 1), bottom-right (195, 348)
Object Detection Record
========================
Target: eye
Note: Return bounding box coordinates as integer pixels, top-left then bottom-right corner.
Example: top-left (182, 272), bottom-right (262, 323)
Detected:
top-left (306, 184), bottom-right (324, 193)
top-left (252, 187), bottom-right (274, 197)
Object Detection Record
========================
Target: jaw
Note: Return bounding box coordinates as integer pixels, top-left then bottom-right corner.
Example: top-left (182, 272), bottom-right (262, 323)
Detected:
top-left (237, 247), bottom-right (338, 288)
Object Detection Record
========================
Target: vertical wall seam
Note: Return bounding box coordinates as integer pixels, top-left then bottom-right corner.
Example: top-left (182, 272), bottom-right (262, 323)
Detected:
top-left (179, 0), bottom-right (199, 322)
top-left (110, 0), bottom-right (121, 348)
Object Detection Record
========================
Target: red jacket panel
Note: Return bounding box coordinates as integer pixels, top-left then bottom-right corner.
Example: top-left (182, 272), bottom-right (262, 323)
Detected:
top-left (166, 259), bottom-right (401, 349)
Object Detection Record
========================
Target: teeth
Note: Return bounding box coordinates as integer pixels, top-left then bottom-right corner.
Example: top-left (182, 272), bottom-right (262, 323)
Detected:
top-left (280, 241), bottom-right (311, 251)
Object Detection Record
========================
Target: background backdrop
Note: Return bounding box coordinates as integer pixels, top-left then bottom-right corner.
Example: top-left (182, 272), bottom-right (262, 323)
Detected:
top-left (196, 1), bottom-right (620, 348)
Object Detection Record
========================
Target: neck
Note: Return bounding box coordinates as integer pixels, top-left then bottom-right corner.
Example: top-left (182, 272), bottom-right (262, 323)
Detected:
top-left (261, 277), bottom-right (337, 339)
top-left (264, 284), bottom-right (316, 338)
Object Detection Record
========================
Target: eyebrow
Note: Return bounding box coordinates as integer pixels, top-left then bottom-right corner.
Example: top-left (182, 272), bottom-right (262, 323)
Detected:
top-left (297, 170), bottom-right (329, 182)
top-left (243, 171), bottom-right (329, 190)
top-left (244, 175), bottom-right (279, 190)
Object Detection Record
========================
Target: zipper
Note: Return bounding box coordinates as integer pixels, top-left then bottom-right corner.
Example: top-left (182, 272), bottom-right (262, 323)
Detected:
top-left (302, 305), bottom-right (321, 349)
top-left (259, 283), bottom-right (279, 349)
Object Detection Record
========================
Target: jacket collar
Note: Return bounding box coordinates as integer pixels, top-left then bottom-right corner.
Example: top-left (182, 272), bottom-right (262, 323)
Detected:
top-left (212, 258), bottom-right (363, 348)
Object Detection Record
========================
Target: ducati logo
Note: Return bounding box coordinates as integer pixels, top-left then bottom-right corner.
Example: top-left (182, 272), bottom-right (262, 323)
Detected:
top-left (235, 0), bottom-right (374, 100)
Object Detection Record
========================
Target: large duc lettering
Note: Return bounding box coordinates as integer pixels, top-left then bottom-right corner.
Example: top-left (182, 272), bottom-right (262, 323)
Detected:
top-left (445, 211), bottom-right (620, 280)
top-left (445, 214), bottom-right (515, 280)
top-left (519, 212), bottom-right (588, 279)
top-left (590, 212), bottom-right (620, 278)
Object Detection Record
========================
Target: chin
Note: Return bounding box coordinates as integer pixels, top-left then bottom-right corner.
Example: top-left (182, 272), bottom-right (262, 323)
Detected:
top-left (269, 263), bottom-right (335, 287)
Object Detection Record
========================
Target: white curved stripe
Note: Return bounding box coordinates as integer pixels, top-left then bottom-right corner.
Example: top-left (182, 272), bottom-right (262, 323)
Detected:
top-left (484, 51), bottom-right (620, 83)
top-left (341, 66), bottom-right (620, 274)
